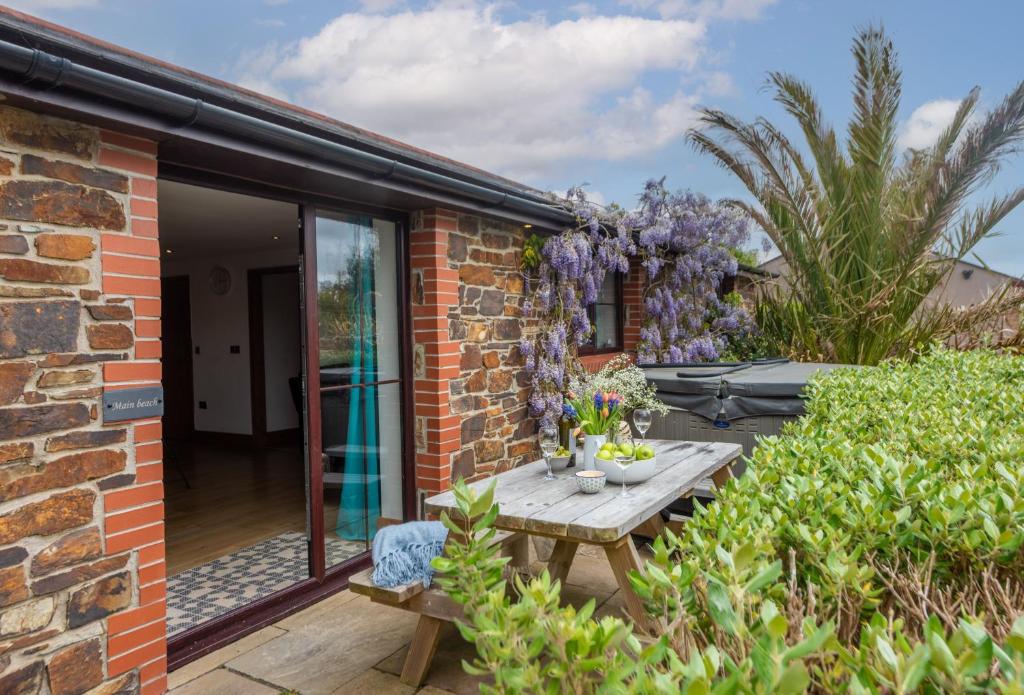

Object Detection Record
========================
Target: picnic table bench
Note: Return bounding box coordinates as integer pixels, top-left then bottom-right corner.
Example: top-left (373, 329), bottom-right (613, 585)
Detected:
top-left (351, 439), bottom-right (740, 686)
top-left (348, 529), bottom-right (527, 685)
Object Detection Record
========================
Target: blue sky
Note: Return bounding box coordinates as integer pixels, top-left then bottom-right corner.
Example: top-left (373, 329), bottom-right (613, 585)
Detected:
top-left (10, 0), bottom-right (1023, 275)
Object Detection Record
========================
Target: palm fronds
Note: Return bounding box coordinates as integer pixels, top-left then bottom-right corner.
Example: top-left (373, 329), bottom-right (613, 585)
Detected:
top-left (690, 25), bottom-right (1024, 364)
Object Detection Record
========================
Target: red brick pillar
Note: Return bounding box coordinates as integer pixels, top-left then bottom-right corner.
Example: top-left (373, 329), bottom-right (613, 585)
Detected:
top-left (623, 256), bottom-right (645, 353)
top-left (409, 209), bottom-right (461, 499)
top-left (0, 106), bottom-right (166, 695)
top-left (97, 130), bottom-right (167, 694)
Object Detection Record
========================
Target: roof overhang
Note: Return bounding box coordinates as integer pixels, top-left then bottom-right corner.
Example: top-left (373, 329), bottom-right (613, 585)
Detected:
top-left (0, 13), bottom-right (572, 230)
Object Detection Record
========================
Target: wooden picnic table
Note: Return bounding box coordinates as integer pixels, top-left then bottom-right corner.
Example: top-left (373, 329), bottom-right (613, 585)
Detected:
top-left (424, 439), bottom-right (741, 634)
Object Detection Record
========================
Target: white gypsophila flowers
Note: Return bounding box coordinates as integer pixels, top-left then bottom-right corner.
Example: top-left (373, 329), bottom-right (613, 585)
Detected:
top-left (584, 354), bottom-right (669, 416)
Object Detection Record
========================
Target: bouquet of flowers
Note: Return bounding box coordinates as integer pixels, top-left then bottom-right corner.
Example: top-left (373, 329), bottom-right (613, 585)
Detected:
top-left (568, 354), bottom-right (668, 417)
top-left (563, 390), bottom-right (623, 436)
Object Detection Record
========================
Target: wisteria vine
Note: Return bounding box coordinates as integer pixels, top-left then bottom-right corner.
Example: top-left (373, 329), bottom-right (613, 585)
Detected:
top-left (630, 181), bottom-right (753, 363)
top-left (519, 187), bottom-right (634, 423)
top-left (519, 180), bottom-right (752, 424)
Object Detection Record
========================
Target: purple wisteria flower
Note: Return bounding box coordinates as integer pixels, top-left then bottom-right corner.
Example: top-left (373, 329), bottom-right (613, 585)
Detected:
top-left (519, 181), bottom-right (753, 424)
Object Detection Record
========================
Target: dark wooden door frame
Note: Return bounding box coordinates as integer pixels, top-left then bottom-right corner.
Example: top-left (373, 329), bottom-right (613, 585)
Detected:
top-left (301, 206), bottom-right (415, 583)
top-left (161, 274), bottom-right (195, 441)
top-left (248, 265), bottom-right (302, 448)
top-left (162, 170), bottom-right (416, 670)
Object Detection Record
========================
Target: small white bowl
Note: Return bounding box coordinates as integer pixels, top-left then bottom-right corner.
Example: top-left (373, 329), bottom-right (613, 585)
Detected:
top-left (549, 455), bottom-right (571, 471)
top-left (575, 469), bottom-right (607, 494)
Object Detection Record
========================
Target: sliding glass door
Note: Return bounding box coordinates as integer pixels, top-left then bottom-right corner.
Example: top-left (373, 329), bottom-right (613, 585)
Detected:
top-left (302, 208), bottom-right (407, 578)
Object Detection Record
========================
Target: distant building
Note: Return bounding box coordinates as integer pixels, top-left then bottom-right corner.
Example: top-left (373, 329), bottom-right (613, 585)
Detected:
top-left (757, 255), bottom-right (1022, 343)
top-left (759, 255), bottom-right (1022, 307)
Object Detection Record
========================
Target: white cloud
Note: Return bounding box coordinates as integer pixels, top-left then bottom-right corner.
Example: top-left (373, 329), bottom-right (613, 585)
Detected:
top-left (620, 0), bottom-right (776, 20)
top-left (3, 0), bottom-right (99, 10)
top-left (898, 99), bottom-right (966, 150)
top-left (702, 70), bottom-right (736, 97)
top-left (359, 0), bottom-right (405, 12)
top-left (568, 2), bottom-right (597, 16)
top-left (238, 4), bottom-right (719, 180)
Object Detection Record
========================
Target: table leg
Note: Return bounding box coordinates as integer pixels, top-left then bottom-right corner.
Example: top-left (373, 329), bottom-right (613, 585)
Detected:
top-left (546, 540), bottom-right (579, 584)
top-left (603, 535), bottom-right (662, 635)
top-left (632, 512), bottom-right (666, 540)
top-left (711, 461), bottom-right (735, 489)
top-left (505, 533), bottom-right (530, 572)
top-left (400, 614), bottom-right (444, 687)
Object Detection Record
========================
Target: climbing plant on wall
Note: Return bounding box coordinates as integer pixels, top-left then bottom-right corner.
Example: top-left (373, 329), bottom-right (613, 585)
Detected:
top-left (519, 187), bottom-right (634, 424)
top-left (520, 181), bottom-right (753, 424)
top-left (631, 180), bottom-right (753, 363)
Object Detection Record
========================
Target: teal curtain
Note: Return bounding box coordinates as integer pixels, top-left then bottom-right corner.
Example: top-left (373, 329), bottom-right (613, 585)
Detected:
top-left (335, 218), bottom-right (381, 541)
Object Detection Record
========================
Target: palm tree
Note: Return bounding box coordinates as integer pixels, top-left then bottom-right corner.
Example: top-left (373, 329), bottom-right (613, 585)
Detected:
top-left (689, 26), bottom-right (1024, 364)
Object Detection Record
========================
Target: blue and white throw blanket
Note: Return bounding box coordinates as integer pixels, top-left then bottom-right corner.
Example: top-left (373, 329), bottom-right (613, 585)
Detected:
top-left (371, 520), bottom-right (448, 589)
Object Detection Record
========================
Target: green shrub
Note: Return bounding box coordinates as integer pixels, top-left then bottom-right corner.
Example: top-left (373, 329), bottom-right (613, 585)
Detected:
top-left (434, 350), bottom-right (1024, 692)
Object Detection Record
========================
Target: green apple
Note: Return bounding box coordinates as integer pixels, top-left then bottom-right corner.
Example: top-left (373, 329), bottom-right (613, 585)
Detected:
top-left (617, 443), bottom-right (635, 456)
top-left (595, 450), bottom-right (615, 461)
top-left (637, 445), bottom-right (655, 460)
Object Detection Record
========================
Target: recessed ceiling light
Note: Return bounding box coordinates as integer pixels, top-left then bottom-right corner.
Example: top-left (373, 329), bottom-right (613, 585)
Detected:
top-left (272, 235), bottom-right (280, 240)
top-left (164, 249), bottom-right (173, 254)
top-left (523, 224), bottom-right (533, 229)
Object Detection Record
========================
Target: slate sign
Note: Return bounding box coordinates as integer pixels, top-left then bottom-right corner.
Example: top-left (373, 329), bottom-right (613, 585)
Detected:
top-left (102, 386), bottom-right (164, 423)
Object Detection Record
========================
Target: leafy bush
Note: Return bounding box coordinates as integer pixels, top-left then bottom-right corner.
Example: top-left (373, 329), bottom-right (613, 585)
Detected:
top-left (434, 350), bottom-right (1024, 692)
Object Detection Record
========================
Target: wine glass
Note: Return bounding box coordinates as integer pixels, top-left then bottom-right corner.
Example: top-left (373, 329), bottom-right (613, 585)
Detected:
top-left (633, 408), bottom-right (652, 447)
top-left (539, 426), bottom-right (559, 481)
top-left (614, 435), bottom-right (635, 498)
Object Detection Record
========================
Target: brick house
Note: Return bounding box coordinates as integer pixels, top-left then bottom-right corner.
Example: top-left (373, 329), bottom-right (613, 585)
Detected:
top-left (0, 9), bottom-right (649, 695)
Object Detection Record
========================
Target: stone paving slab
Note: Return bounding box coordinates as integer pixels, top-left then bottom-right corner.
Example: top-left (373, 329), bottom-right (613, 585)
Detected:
top-left (331, 668), bottom-right (417, 695)
top-left (167, 625), bottom-right (287, 691)
top-left (226, 596), bottom-right (419, 695)
top-left (167, 540), bottom-right (642, 695)
top-left (168, 668), bottom-right (279, 694)
top-left (375, 623), bottom-right (484, 695)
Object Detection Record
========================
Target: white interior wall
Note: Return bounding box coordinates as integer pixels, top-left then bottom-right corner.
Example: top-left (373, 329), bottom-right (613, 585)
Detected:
top-left (262, 271), bottom-right (301, 432)
top-left (163, 247), bottom-right (300, 435)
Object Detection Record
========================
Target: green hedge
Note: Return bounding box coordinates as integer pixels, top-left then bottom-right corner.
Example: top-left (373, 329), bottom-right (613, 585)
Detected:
top-left (435, 350), bottom-right (1024, 693)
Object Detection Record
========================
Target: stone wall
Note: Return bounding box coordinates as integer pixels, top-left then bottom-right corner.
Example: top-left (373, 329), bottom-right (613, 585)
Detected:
top-left (408, 212), bottom-right (654, 497)
top-left (446, 215), bottom-right (536, 481)
top-left (409, 209), bottom-right (537, 499)
top-left (0, 106), bottom-right (165, 694)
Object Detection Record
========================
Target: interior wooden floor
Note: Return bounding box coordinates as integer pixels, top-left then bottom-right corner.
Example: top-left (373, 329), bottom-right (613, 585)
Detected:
top-left (164, 440), bottom-right (358, 576)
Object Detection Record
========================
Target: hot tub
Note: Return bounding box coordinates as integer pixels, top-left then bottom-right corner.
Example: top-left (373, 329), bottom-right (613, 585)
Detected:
top-left (643, 359), bottom-right (851, 498)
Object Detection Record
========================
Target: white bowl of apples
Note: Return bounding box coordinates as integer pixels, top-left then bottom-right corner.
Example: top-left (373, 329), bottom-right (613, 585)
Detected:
top-left (593, 441), bottom-right (657, 484)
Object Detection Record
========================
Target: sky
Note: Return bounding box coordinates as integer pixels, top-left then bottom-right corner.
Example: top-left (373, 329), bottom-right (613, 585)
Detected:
top-left (6, 0), bottom-right (1023, 275)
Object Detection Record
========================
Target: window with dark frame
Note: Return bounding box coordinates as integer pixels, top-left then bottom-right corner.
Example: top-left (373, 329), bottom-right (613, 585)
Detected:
top-left (581, 272), bottom-right (624, 354)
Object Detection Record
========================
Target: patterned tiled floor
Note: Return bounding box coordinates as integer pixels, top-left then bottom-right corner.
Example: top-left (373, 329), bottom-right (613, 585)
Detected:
top-left (167, 532), bottom-right (366, 635)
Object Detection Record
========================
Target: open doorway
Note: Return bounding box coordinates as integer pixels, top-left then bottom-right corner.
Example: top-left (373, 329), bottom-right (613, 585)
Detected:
top-left (157, 181), bottom-right (367, 637)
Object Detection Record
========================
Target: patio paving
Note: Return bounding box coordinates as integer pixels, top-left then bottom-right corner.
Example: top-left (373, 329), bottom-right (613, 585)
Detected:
top-left (166, 543), bottom-right (641, 694)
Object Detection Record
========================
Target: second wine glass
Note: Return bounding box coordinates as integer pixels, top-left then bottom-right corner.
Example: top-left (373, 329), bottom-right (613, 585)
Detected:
top-left (539, 426), bottom-right (559, 481)
top-left (633, 408), bottom-right (652, 447)
top-left (614, 435), bottom-right (635, 498)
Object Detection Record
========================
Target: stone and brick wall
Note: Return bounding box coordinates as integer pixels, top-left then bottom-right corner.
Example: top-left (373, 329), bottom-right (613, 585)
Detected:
top-left (409, 211), bottom-right (655, 500)
top-left (446, 214), bottom-right (535, 481)
top-left (409, 209), bottom-right (537, 498)
top-left (0, 106), bottom-right (165, 694)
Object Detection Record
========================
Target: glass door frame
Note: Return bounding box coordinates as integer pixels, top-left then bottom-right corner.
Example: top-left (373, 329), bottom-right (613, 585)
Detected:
top-left (161, 166), bottom-right (416, 668)
top-left (300, 203), bottom-right (417, 582)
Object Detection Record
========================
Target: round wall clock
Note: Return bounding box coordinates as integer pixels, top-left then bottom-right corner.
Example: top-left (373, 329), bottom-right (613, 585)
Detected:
top-left (208, 266), bottom-right (232, 296)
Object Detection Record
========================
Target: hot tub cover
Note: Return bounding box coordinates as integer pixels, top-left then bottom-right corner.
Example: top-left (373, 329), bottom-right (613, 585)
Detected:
top-left (642, 360), bottom-right (852, 421)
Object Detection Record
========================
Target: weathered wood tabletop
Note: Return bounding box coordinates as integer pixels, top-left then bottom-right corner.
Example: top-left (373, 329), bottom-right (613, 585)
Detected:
top-left (424, 439), bottom-right (741, 633)
top-left (425, 439), bottom-right (741, 543)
